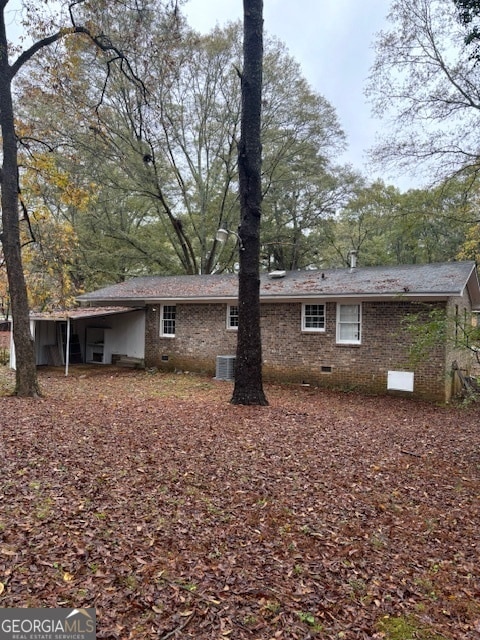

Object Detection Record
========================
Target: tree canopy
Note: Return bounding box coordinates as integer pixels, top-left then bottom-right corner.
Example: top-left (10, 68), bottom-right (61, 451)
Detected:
top-left (368, 0), bottom-right (480, 184)
top-left (0, 0), bottom-right (180, 395)
top-left (454, 0), bottom-right (480, 54)
top-left (14, 16), bottom-right (348, 290)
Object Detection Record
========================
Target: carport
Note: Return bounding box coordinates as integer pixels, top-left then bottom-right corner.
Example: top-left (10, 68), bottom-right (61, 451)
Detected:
top-left (10, 307), bottom-right (145, 375)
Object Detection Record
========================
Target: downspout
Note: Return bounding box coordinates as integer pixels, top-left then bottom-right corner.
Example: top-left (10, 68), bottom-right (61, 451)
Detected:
top-left (65, 317), bottom-right (71, 377)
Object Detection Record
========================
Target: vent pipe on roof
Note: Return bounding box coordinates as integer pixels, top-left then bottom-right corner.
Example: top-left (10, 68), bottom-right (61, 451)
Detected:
top-left (348, 250), bottom-right (358, 270)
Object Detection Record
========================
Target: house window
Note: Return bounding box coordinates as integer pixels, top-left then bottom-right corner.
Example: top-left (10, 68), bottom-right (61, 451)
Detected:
top-left (160, 305), bottom-right (176, 337)
top-left (227, 305), bottom-right (239, 330)
top-left (336, 303), bottom-right (361, 344)
top-left (302, 303), bottom-right (325, 332)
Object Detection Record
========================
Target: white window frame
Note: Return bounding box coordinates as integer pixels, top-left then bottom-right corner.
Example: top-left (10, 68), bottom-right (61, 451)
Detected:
top-left (336, 303), bottom-right (361, 344)
top-left (226, 304), bottom-right (239, 330)
top-left (160, 304), bottom-right (176, 338)
top-left (301, 302), bottom-right (326, 333)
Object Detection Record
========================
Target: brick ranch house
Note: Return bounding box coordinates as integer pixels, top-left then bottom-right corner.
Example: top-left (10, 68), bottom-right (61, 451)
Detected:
top-left (74, 260), bottom-right (480, 402)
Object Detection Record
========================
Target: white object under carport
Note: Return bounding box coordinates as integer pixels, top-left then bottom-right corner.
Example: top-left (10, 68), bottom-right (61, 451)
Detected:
top-left (10, 307), bottom-right (145, 376)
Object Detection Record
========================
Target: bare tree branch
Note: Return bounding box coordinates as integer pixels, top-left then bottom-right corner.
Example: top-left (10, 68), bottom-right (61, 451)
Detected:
top-left (11, 4), bottom-right (147, 102)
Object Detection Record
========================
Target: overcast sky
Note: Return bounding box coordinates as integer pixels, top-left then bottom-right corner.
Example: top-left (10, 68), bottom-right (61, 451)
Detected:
top-left (183, 0), bottom-right (395, 186)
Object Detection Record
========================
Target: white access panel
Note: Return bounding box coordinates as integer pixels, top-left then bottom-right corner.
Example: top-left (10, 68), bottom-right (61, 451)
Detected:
top-left (387, 371), bottom-right (414, 392)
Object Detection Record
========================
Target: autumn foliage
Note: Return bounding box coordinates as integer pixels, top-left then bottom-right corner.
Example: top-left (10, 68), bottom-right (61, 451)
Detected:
top-left (0, 367), bottom-right (478, 639)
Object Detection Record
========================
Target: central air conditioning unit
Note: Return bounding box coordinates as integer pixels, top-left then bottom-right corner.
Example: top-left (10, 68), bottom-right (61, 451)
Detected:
top-left (215, 355), bottom-right (236, 381)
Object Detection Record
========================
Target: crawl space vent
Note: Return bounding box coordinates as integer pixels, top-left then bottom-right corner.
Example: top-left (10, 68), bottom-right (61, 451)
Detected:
top-left (215, 355), bottom-right (236, 381)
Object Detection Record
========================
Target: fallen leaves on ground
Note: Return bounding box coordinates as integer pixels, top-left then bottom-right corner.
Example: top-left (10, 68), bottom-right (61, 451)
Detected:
top-left (0, 367), bottom-right (479, 639)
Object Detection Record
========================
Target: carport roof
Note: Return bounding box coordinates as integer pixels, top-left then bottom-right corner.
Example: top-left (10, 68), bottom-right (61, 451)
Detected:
top-left (30, 307), bottom-right (139, 321)
top-left (76, 261), bottom-right (480, 309)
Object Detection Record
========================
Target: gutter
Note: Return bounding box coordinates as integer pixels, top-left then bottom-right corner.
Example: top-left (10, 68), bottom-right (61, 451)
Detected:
top-left (79, 292), bottom-right (461, 306)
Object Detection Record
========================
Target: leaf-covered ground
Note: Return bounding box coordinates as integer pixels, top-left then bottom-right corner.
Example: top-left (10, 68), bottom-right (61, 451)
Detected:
top-left (0, 367), bottom-right (479, 639)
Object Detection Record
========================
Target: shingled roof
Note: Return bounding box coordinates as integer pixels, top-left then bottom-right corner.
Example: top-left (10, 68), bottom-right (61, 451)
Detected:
top-left (77, 261), bottom-right (480, 309)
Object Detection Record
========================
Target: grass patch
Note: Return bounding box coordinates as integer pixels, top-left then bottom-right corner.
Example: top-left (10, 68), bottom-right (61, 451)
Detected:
top-left (376, 615), bottom-right (448, 639)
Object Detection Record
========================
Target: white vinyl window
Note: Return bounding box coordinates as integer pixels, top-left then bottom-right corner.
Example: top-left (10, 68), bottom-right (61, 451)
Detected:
top-left (336, 303), bottom-right (361, 344)
top-left (227, 305), bottom-right (239, 330)
top-left (302, 303), bottom-right (326, 332)
top-left (160, 305), bottom-right (176, 337)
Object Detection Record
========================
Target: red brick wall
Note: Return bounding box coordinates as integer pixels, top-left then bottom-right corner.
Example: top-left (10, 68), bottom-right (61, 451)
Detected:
top-left (144, 300), bottom-right (454, 401)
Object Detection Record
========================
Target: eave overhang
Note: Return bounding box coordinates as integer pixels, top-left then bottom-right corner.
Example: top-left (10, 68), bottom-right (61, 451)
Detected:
top-left (81, 292), bottom-right (459, 307)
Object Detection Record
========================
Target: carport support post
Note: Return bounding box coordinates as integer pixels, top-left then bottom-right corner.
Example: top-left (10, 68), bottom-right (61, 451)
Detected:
top-left (65, 317), bottom-right (70, 377)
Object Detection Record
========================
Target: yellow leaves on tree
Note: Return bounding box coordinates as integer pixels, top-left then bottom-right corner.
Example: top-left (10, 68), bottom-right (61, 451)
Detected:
top-left (18, 153), bottom-right (96, 311)
top-left (457, 223), bottom-right (480, 264)
top-left (24, 153), bottom-right (96, 212)
top-left (22, 212), bottom-right (80, 312)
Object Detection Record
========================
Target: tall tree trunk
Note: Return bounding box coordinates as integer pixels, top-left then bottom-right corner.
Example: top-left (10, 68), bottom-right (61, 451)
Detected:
top-left (0, 12), bottom-right (41, 397)
top-left (231, 0), bottom-right (268, 406)
top-left (1, 0), bottom-right (156, 397)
